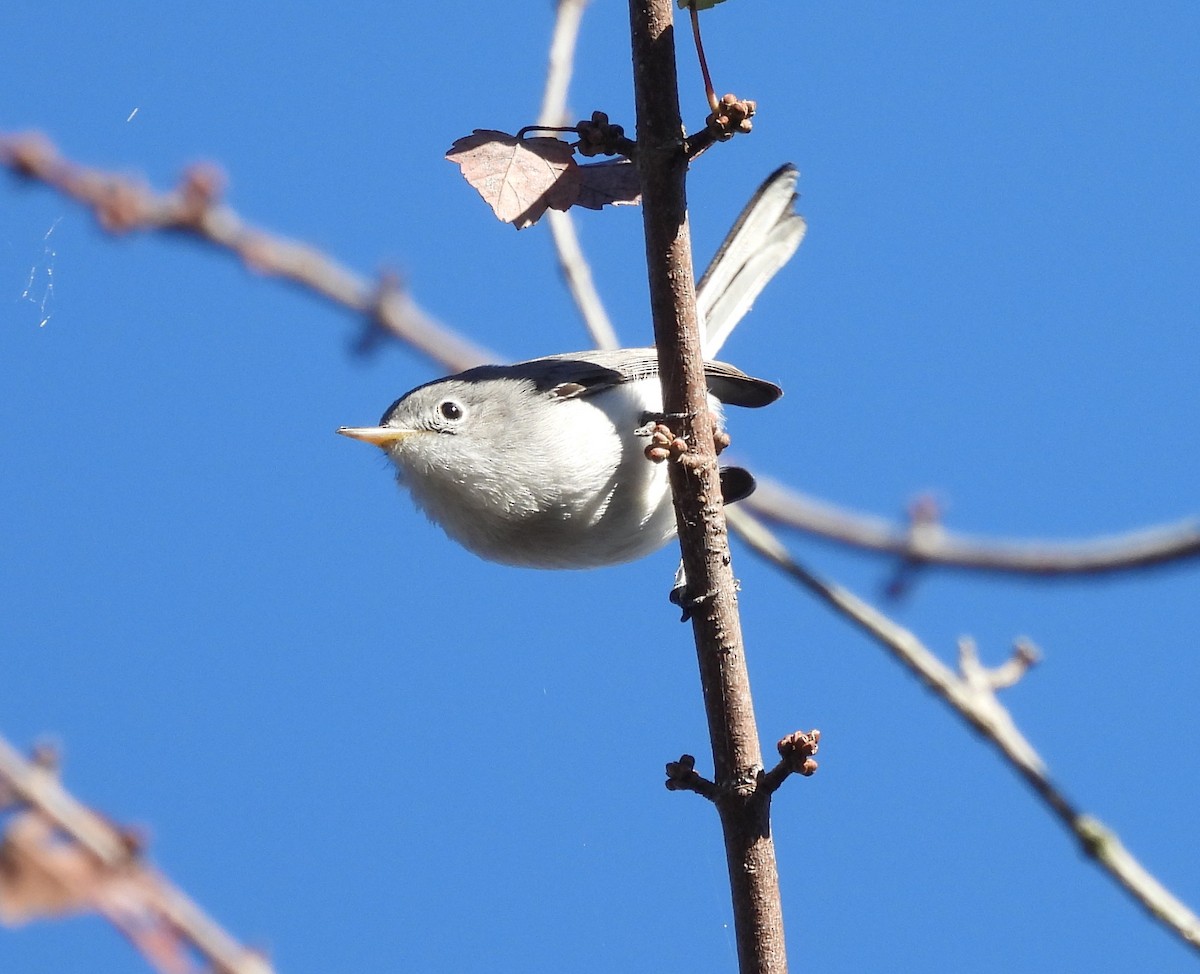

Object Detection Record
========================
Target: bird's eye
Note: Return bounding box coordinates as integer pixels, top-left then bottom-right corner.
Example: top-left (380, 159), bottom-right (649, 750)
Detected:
top-left (439, 400), bottom-right (464, 421)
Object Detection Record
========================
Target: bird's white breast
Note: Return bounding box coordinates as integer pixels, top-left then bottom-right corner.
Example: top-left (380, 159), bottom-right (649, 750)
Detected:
top-left (398, 377), bottom-right (681, 569)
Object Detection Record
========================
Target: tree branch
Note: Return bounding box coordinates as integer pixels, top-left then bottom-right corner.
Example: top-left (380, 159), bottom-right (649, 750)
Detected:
top-left (0, 131), bottom-right (492, 374)
top-left (726, 507), bottom-right (1200, 955)
top-left (746, 477), bottom-right (1200, 577)
top-left (536, 0), bottom-right (622, 352)
top-left (0, 736), bottom-right (272, 974)
top-left (628, 3), bottom-right (786, 973)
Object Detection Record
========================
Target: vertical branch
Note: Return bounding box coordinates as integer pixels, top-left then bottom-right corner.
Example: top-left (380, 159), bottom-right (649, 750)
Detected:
top-left (538, 0), bottom-right (622, 351)
top-left (627, 3), bottom-right (787, 973)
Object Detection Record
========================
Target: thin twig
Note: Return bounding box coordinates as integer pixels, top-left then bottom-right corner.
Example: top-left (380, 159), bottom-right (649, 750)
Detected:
top-left (537, 0), bottom-right (588, 131)
top-left (536, 0), bottom-right (622, 351)
top-left (546, 212), bottom-right (621, 349)
top-left (0, 131), bottom-right (492, 374)
top-left (746, 477), bottom-right (1200, 577)
top-left (0, 736), bottom-right (273, 974)
top-left (726, 507), bottom-right (1200, 954)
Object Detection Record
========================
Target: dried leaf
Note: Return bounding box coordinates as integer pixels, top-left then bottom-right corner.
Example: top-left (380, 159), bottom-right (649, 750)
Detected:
top-left (677, 0), bottom-right (730, 9)
top-left (573, 159), bottom-right (642, 211)
top-left (446, 129), bottom-right (581, 230)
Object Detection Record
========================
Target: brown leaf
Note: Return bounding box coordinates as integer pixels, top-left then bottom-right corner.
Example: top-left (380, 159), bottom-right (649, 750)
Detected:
top-left (573, 159), bottom-right (642, 211)
top-left (446, 129), bottom-right (581, 229)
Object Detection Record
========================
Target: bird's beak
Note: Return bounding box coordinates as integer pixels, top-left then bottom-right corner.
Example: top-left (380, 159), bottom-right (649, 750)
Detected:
top-left (336, 426), bottom-right (416, 448)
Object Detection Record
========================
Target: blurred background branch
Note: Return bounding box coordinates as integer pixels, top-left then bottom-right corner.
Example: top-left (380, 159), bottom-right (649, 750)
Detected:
top-left (0, 737), bottom-right (272, 974)
top-left (727, 506), bottom-right (1200, 954)
top-left (0, 132), bottom-right (492, 374)
top-left (746, 478), bottom-right (1200, 577)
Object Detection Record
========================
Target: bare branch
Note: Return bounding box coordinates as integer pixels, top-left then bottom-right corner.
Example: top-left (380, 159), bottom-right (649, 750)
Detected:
top-left (746, 476), bottom-right (1200, 577)
top-left (0, 736), bottom-right (273, 974)
top-left (0, 131), bottom-right (492, 374)
top-left (536, 0), bottom-right (622, 351)
top-left (545, 211), bottom-right (621, 349)
top-left (629, 2), bottom-right (787, 971)
top-left (726, 507), bottom-right (1200, 954)
top-left (537, 0), bottom-right (589, 130)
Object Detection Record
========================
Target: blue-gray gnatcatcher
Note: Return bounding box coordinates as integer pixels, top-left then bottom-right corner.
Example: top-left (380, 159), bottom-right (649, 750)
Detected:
top-left (338, 165), bottom-right (806, 570)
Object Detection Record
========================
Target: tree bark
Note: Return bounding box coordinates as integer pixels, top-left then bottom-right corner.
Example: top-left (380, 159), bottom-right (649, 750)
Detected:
top-left (627, 3), bottom-right (788, 971)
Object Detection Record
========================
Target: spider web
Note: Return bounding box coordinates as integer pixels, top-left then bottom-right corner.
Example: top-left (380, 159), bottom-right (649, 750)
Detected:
top-left (19, 217), bottom-right (62, 328)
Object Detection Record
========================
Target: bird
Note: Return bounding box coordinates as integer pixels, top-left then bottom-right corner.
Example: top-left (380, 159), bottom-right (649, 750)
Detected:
top-left (338, 164), bottom-right (805, 571)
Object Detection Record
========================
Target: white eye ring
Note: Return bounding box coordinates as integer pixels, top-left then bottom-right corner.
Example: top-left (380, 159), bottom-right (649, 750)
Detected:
top-left (439, 400), bottom-right (464, 421)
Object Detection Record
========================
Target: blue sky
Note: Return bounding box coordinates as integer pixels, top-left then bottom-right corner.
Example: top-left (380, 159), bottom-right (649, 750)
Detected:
top-left (2, 2), bottom-right (1199, 972)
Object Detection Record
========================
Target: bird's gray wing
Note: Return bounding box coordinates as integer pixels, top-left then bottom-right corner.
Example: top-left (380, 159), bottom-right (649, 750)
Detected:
top-left (519, 349), bottom-right (781, 408)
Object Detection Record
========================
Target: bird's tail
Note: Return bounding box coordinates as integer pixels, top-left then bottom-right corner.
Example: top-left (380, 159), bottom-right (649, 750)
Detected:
top-left (696, 164), bottom-right (807, 359)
